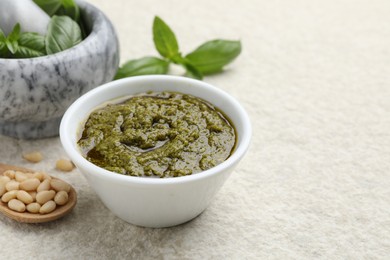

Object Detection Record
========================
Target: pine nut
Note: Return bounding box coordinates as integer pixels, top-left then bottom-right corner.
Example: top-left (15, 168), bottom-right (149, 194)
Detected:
top-left (33, 172), bottom-right (45, 181)
top-left (20, 178), bottom-right (41, 191)
top-left (39, 200), bottom-right (56, 214)
top-left (1, 190), bottom-right (17, 203)
top-left (5, 180), bottom-right (19, 191)
top-left (0, 176), bottom-right (11, 184)
top-left (28, 191), bottom-right (37, 201)
top-left (15, 172), bottom-right (28, 182)
top-left (50, 179), bottom-right (70, 192)
top-left (23, 151), bottom-right (43, 163)
top-left (0, 182), bottom-right (6, 197)
top-left (25, 173), bottom-right (35, 179)
top-left (3, 170), bottom-right (15, 179)
top-left (37, 179), bottom-right (51, 192)
top-left (16, 190), bottom-right (34, 204)
top-left (8, 199), bottom-right (26, 213)
top-left (27, 203), bottom-right (41, 213)
top-left (54, 191), bottom-right (69, 206)
top-left (55, 159), bottom-right (74, 172)
top-left (36, 190), bottom-right (56, 205)
top-left (42, 173), bottom-right (52, 181)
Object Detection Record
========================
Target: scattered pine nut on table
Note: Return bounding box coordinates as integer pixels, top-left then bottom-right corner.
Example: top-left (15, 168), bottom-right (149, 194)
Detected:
top-left (55, 159), bottom-right (75, 172)
top-left (22, 152), bottom-right (43, 163)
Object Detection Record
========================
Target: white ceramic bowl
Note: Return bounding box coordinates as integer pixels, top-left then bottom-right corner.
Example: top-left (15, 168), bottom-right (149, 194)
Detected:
top-left (60, 75), bottom-right (251, 228)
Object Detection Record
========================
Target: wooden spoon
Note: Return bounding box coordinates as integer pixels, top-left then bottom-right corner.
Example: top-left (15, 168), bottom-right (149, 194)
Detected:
top-left (0, 163), bottom-right (77, 223)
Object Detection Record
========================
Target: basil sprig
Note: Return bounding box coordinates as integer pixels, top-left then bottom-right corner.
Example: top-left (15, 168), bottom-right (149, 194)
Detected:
top-left (115, 16), bottom-right (241, 80)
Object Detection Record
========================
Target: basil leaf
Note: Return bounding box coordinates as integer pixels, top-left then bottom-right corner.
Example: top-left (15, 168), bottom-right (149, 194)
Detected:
top-left (33, 0), bottom-right (62, 16)
top-left (0, 43), bottom-right (8, 57)
top-left (34, 0), bottom-right (80, 21)
top-left (164, 54), bottom-right (203, 79)
top-left (0, 29), bottom-right (8, 57)
top-left (183, 61), bottom-right (203, 80)
top-left (7, 24), bottom-right (21, 42)
top-left (6, 40), bottom-right (18, 54)
top-left (14, 33), bottom-right (46, 58)
top-left (57, 0), bottom-right (80, 21)
top-left (45, 15), bottom-right (82, 54)
top-left (5, 24), bottom-right (21, 54)
top-left (114, 57), bottom-right (170, 80)
top-left (169, 53), bottom-right (186, 64)
top-left (0, 28), bottom-right (6, 42)
top-left (0, 43), bottom-right (8, 58)
top-left (185, 40), bottom-right (241, 74)
top-left (153, 16), bottom-right (179, 59)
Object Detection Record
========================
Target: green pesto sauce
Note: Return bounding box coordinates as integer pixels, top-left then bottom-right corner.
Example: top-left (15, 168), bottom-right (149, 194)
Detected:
top-left (78, 92), bottom-right (236, 178)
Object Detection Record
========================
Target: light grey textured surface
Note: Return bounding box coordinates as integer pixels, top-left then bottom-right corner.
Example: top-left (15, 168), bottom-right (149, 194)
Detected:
top-left (1, 0), bottom-right (390, 259)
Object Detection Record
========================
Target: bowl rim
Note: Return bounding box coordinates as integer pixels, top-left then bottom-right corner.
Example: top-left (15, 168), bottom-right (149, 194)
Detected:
top-left (60, 75), bottom-right (252, 185)
top-left (0, 0), bottom-right (109, 62)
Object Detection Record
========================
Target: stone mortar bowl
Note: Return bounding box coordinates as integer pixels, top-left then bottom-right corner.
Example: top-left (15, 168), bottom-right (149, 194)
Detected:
top-left (0, 1), bottom-right (119, 139)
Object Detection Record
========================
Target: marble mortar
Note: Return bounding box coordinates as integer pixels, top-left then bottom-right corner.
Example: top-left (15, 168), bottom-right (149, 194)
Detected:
top-left (0, 1), bottom-right (120, 139)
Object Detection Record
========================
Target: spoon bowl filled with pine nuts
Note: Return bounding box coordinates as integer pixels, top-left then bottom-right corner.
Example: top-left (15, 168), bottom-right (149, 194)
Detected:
top-left (0, 163), bottom-right (77, 223)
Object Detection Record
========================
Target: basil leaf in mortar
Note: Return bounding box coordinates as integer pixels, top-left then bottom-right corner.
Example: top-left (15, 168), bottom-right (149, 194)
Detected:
top-left (56, 0), bottom-right (80, 21)
top-left (153, 16), bottom-right (180, 59)
top-left (58, 0), bottom-right (86, 38)
top-left (33, 0), bottom-right (62, 16)
top-left (14, 33), bottom-right (46, 58)
top-left (114, 57), bottom-right (170, 80)
top-left (185, 39), bottom-right (242, 74)
top-left (0, 29), bottom-right (8, 57)
top-left (34, 0), bottom-right (80, 21)
top-left (45, 15), bottom-right (82, 54)
top-left (0, 28), bottom-right (6, 43)
top-left (0, 44), bottom-right (7, 57)
top-left (5, 23), bottom-right (21, 54)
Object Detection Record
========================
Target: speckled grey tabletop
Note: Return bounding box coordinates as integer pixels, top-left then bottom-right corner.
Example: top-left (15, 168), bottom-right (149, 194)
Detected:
top-left (1, 0), bottom-right (390, 259)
